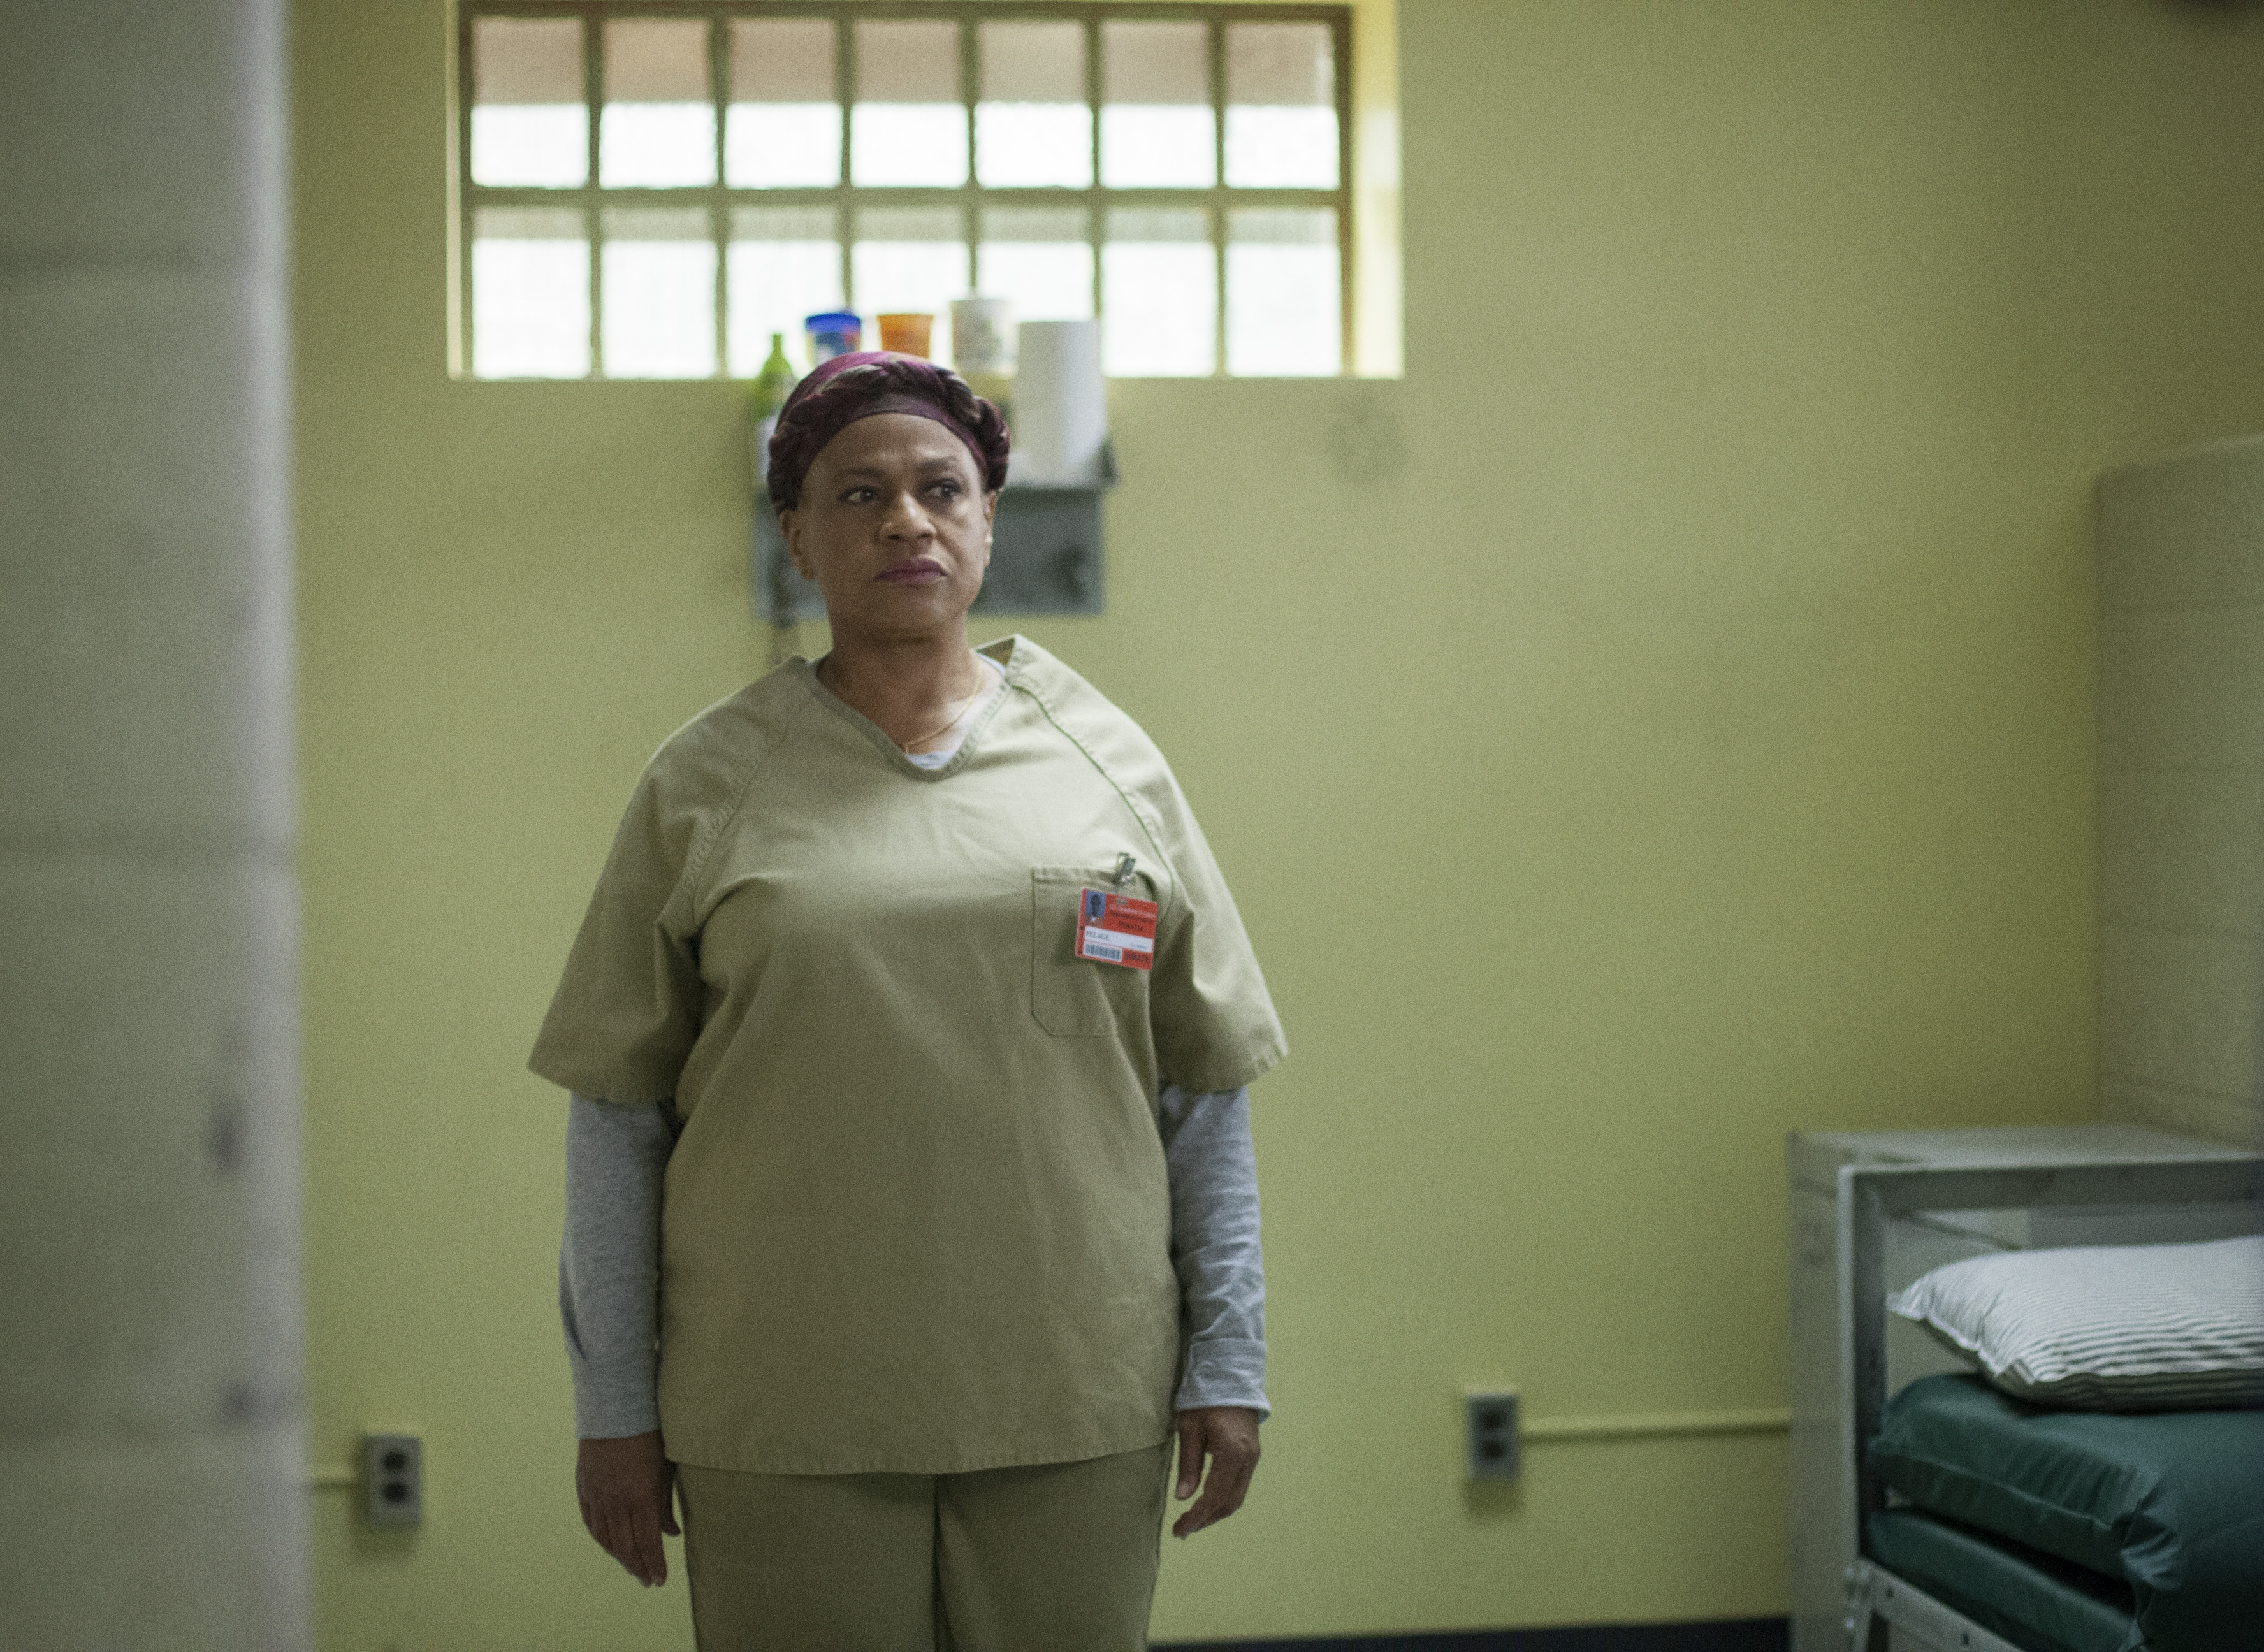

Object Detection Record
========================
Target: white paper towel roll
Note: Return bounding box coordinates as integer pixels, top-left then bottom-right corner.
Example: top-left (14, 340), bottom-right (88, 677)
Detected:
top-left (1008, 320), bottom-right (1107, 487)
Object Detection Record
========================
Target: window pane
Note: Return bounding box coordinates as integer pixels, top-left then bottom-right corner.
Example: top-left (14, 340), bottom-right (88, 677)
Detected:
top-left (852, 21), bottom-right (965, 187)
top-left (978, 207), bottom-right (1092, 326)
top-left (602, 207), bottom-right (716, 379)
top-left (1224, 22), bottom-right (1337, 189)
top-left (852, 207), bottom-right (968, 361)
top-left (728, 19), bottom-right (839, 187)
top-left (472, 18), bottom-right (586, 188)
top-left (473, 207), bottom-right (590, 378)
top-left (978, 103), bottom-right (1091, 187)
top-left (1100, 21), bottom-right (1212, 189)
top-left (1103, 208), bottom-right (1214, 378)
top-left (729, 207), bottom-right (843, 377)
top-left (601, 18), bottom-right (714, 188)
top-left (1226, 208), bottom-right (1339, 377)
top-left (976, 22), bottom-right (1089, 189)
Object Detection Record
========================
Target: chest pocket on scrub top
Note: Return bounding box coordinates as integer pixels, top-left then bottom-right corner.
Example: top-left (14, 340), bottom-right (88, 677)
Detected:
top-left (1029, 865), bottom-right (1162, 1036)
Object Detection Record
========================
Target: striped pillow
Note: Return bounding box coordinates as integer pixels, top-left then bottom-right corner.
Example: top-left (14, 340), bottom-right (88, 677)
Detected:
top-left (1889, 1235), bottom-right (2264, 1412)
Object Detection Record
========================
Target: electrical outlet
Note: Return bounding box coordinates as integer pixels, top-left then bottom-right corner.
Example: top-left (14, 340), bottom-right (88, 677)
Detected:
top-left (1465, 1391), bottom-right (1519, 1481)
top-left (363, 1433), bottom-right (423, 1526)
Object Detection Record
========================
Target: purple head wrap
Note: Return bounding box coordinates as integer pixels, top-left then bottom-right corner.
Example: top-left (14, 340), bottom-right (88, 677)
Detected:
top-left (765, 351), bottom-right (1011, 511)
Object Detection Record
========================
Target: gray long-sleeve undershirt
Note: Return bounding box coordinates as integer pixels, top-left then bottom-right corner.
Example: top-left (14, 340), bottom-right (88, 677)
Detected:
top-left (560, 1083), bottom-right (1269, 1440)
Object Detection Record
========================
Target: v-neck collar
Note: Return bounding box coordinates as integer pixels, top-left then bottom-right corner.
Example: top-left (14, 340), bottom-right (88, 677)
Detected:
top-left (796, 637), bottom-right (1022, 780)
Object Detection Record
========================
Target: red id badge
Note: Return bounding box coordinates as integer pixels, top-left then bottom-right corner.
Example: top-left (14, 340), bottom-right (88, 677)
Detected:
top-left (1075, 887), bottom-right (1157, 970)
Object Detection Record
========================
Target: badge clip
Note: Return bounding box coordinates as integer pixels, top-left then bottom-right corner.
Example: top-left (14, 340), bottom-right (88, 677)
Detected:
top-left (1112, 852), bottom-right (1137, 890)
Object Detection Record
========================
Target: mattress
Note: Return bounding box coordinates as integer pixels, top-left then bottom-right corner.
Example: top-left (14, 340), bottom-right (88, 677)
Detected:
top-left (1866, 1373), bottom-right (2264, 1652)
top-left (1868, 1508), bottom-right (2134, 1652)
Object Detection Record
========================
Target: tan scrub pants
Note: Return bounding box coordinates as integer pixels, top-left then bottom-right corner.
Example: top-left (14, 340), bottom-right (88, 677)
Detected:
top-left (675, 1440), bottom-right (1173, 1652)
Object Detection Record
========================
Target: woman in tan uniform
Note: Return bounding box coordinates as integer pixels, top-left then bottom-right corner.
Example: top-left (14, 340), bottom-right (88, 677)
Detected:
top-left (531, 352), bottom-right (1284, 1651)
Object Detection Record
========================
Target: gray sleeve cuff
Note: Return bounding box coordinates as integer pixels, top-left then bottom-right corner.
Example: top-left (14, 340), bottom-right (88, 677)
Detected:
top-left (1157, 1083), bottom-right (1270, 1421)
top-left (562, 1092), bottom-right (673, 1438)
top-left (1178, 1337), bottom-right (1270, 1416)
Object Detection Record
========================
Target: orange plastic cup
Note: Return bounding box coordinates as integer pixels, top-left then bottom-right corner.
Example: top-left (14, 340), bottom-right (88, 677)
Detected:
top-left (877, 312), bottom-right (934, 359)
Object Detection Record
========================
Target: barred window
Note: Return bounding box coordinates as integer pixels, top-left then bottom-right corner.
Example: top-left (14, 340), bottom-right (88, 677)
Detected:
top-left (456, 3), bottom-right (1354, 379)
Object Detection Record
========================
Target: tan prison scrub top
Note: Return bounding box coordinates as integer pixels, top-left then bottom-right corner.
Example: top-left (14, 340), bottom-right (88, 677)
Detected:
top-left (528, 637), bottom-right (1286, 1477)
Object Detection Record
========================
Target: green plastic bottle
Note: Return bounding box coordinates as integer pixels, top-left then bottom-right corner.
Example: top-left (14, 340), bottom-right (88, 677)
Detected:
top-left (750, 332), bottom-right (799, 423)
top-left (748, 333), bottom-right (800, 495)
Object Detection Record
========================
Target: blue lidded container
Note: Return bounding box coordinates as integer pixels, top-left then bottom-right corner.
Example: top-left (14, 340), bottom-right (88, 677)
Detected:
top-left (804, 311), bottom-right (862, 363)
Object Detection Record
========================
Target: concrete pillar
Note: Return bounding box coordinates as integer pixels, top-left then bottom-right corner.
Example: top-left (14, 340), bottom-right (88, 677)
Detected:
top-left (0, 1), bottom-right (307, 1647)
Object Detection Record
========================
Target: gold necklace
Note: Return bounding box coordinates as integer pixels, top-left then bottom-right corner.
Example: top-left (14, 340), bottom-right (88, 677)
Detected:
top-left (898, 687), bottom-right (982, 751)
top-left (822, 655), bottom-right (993, 751)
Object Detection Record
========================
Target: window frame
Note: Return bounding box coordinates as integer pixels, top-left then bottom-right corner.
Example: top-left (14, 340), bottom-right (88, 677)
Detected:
top-left (453, 0), bottom-right (1357, 379)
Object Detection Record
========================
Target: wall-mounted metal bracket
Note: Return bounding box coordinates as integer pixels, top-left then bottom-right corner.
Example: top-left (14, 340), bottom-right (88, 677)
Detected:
top-left (751, 442), bottom-right (1115, 628)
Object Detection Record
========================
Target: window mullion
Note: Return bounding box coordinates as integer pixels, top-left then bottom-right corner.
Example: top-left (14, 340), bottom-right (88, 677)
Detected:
top-left (456, 6), bottom-right (477, 375)
top-left (1208, 11), bottom-right (1227, 379)
top-left (1334, 6), bottom-right (1353, 377)
top-left (1085, 13), bottom-right (1103, 326)
top-left (961, 13), bottom-right (979, 307)
top-left (711, 13), bottom-right (729, 378)
top-left (837, 11), bottom-right (855, 317)
top-left (584, 10), bottom-right (604, 379)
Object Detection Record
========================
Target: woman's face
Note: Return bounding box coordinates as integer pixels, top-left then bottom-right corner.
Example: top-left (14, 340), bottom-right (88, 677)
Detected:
top-left (780, 413), bottom-right (997, 645)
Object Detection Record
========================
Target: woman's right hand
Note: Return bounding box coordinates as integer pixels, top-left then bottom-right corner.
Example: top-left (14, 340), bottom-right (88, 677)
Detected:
top-left (575, 1430), bottom-right (679, 1586)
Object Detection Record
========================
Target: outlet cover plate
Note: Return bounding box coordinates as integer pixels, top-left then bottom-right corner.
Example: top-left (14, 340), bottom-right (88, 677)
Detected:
top-left (363, 1432), bottom-right (423, 1526)
top-left (1465, 1391), bottom-right (1520, 1481)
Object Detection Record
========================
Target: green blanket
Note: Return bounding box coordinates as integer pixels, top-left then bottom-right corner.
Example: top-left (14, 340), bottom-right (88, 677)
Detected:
top-left (1867, 1373), bottom-right (2264, 1652)
top-left (1869, 1509), bottom-right (2133, 1652)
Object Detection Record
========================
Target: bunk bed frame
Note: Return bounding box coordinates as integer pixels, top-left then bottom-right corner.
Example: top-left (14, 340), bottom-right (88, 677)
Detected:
top-left (1787, 1126), bottom-right (2262, 1652)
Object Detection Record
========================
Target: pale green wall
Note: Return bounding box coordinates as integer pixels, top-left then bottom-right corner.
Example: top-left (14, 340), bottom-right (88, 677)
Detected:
top-left (293, 3), bottom-right (2264, 1646)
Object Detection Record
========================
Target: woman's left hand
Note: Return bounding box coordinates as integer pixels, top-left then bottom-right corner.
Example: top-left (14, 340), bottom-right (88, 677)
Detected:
top-left (1171, 1405), bottom-right (1261, 1538)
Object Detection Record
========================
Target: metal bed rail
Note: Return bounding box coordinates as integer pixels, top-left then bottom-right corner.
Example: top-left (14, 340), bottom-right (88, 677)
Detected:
top-left (1787, 1127), bottom-right (2261, 1652)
